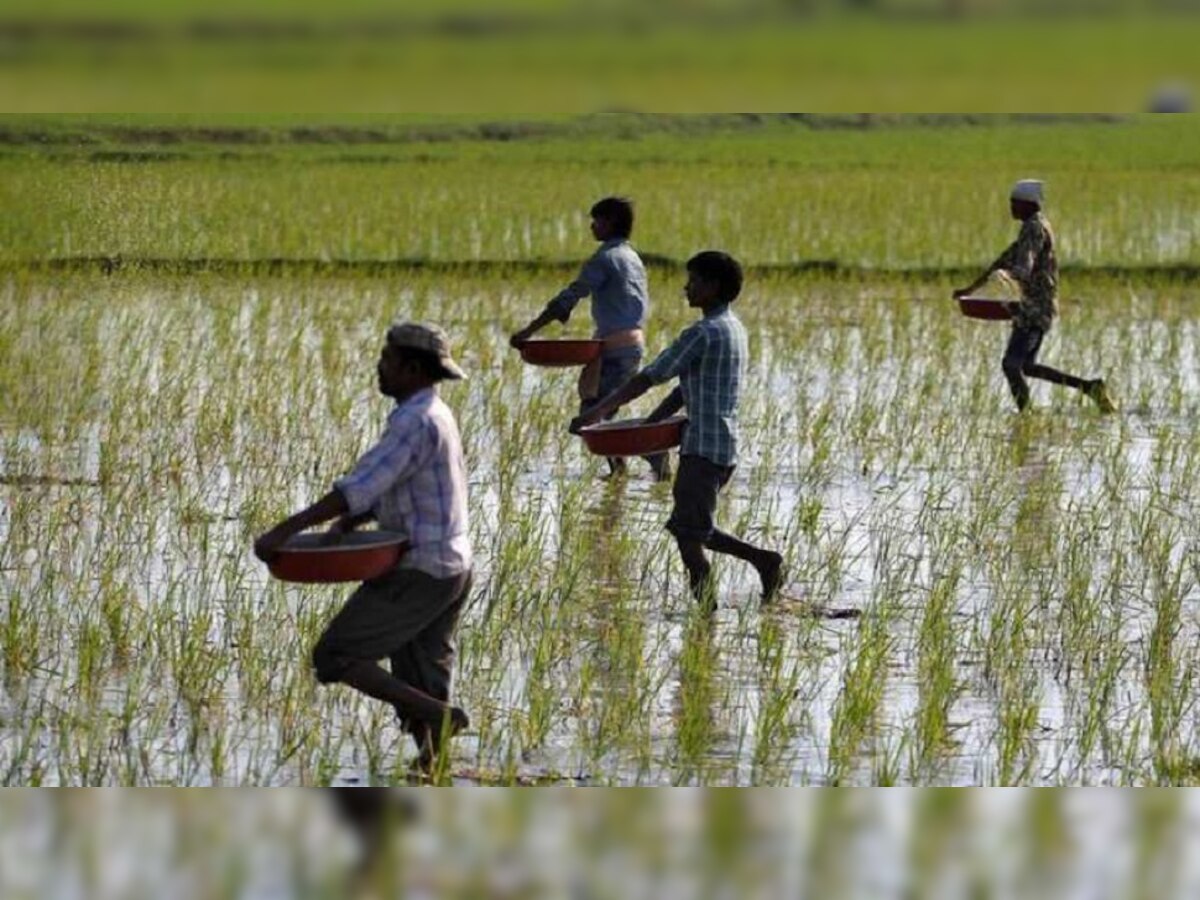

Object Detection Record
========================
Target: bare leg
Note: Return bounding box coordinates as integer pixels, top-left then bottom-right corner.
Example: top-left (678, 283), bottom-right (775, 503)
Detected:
top-left (388, 576), bottom-right (471, 770)
top-left (676, 538), bottom-right (717, 612)
top-left (645, 452), bottom-right (672, 482)
top-left (340, 660), bottom-right (468, 733)
top-left (1024, 362), bottom-right (1089, 391)
top-left (1024, 363), bottom-right (1116, 411)
top-left (706, 529), bottom-right (784, 601)
top-left (1003, 325), bottom-right (1105, 410)
top-left (582, 381), bottom-right (630, 480)
top-left (1002, 358), bottom-right (1032, 410)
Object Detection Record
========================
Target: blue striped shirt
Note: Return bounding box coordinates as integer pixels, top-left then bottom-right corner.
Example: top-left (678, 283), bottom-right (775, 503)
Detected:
top-left (642, 304), bottom-right (747, 467)
top-left (334, 388), bottom-right (472, 579)
top-left (547, 239), bottom-right (648, 359)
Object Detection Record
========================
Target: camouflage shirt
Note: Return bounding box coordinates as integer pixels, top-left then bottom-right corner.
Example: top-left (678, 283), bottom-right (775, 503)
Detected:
top-left (989, 212), bottom-right (1058, 332)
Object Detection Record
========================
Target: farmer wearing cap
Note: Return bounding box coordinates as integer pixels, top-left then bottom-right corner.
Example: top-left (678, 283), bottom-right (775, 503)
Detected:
top-left (254, 322), bottom-right (473, 773)
top-left (955, 179), bottom-right (1117, 413)
top-left (510, 196), bottom-right (669, 481)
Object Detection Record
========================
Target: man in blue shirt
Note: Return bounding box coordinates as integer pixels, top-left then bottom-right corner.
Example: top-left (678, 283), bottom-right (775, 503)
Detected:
top-left (571, 251), bottom-right (784, 612)
top-left (511, 196), bottom-right (668, 480)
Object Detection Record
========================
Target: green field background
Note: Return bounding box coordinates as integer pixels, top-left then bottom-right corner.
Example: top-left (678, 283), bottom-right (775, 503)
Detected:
top-left (2, 115), bottom-right (1197, 271)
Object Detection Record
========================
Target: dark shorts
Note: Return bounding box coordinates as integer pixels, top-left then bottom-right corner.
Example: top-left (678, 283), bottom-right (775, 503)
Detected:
top-left (666, 454), bottom-right (734, 544)
top-left (311, 566), bottom-right (473, 707)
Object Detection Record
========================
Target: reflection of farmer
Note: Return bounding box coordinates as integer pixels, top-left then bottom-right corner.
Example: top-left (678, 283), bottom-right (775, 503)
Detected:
top-left (254, 323), bottom-right (473, 773)
top-left (954, 179), bottom-right (1116, 413)
top-left (509, 196), bottom-right (669, 480)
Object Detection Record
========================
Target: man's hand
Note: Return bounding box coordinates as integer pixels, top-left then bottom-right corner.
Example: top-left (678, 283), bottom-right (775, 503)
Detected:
top-left (644, 386), bottom-right (684, 424)
top-left (570, 372), bottom-right (652, 435)
top-left (569, 405), bottom-right (608, 435)
top-left (512, 307), bottom-right (565, 348)
top-left (253, 490), bottom-right (350, 565)
top-left (253, 526), bottom-right (292, 563)
top-left (320, 517), bottom-right (354, 545)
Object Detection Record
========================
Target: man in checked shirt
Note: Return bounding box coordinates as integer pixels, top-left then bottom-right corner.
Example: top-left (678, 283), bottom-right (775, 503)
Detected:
top-left (254, 322), bottom-right (473, 773)
top-left (955, 179), bottom-right (1117, 414)
top-left (571, 251), bottom-right (784, 612)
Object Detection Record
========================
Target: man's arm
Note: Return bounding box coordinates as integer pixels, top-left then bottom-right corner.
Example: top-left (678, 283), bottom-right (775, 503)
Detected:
top-left (256, 413), bottom-right (422, 561)
top-left (998, 221), bottom-right (1039, 287)
top-left (644, 386), bottom-right (684, 423)
top-left (253, 489), bottom-right (349, 562)
top-left (957, 220), bottom-right (1043, 305)
top-left (509, 307), bottom-right (564, 347)
top-left (569, 373), bottom-right (654, 433)
top-left (569, 324), bottom-right (704, 433)
top-left (510, 253), bottom-right (608, 347)
top-left (324, 509), bottom-right (376, 541)
top-left (953, 239), bottom-right (1019, 298)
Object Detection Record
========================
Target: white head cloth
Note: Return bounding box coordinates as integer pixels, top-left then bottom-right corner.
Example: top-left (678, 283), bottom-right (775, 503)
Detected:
top-left (1010, 179), bottom-right (1044, 205)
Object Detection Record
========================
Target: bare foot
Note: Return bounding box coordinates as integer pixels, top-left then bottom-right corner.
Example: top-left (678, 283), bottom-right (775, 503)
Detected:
top-left (758, 552), bottom-right (785, 603)
top-left (410, 706), bottom-right (469, 776)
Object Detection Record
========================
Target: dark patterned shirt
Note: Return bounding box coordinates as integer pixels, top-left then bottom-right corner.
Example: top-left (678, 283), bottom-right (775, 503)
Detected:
top-left (990, 212), bottom-right (1058, 332)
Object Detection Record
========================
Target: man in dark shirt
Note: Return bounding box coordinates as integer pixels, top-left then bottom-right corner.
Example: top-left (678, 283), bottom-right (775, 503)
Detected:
top-left (955, 179), bottom-right (1117, 413)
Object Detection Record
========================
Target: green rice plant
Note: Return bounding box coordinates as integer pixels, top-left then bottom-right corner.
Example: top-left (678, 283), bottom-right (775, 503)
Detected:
top-left (671, 614), bottom-right (720, 785)
top-left (909, 558), bottom-right (964, 779)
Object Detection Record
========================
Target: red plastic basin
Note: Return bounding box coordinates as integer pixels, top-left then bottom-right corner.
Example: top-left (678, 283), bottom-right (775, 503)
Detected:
top-left (580, 416), bottom-right (686, 457)
top-left (267, 531), bottom-right (409, 584)
top-left (518, 339), bottom-right (603, 367)
top-left (957, 296), bottom-right (1013, 321)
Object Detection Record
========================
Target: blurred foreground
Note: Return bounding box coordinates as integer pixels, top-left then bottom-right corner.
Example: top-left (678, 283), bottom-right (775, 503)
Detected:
top-left (0, 789), bottom-right (1195, 899)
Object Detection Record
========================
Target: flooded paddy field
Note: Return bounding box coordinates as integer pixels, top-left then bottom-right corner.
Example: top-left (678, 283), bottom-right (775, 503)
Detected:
top-left (5, 270), bottom-right (1200, 785)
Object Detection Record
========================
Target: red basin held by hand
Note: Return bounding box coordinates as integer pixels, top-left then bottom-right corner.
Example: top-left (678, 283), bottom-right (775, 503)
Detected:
top-left (957, 296), bottom-right (1013, 321)
top-left (580, 416), bottom-right (686, 457)
top-left (518, 339), bottom-right (603, 367)
top-left (267, 531), bottom-right (409, 584)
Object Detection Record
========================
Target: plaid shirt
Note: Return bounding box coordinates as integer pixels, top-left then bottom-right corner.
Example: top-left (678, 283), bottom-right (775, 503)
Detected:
top-left (334, 387), bottom-right (472, 579)
top-left (642, 304), bottom-right (747, 467)
top-left (990, 212), bottom-right (1059, 332)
